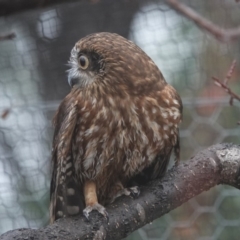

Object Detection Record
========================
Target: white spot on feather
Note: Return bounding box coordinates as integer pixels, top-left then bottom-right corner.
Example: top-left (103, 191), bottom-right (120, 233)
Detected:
top-left (66, 162), bottom-right (72, 169)
top-left (164, 99), bottom-right (170, 105)
top-left (67, 206), bottom-right (79, 215)
top-left (84, 155), bottom-right (95, 170)
top-left (84, 125), bottom-right (100, 136)
top-left (163, 125), bottom-right (169, 131)
top-left (57, 211), bottom-right (63, 217)
top-left (173, 99), bottom-right (179, 105)
top-left (159, 107), bottom-right (168, 118)
top-left (164, 134), bottom-right (169, 139)
top-left (67, 188), bottom-right (75, 195)
top-left (83, 140), bottom-right (98, 170)
top-left (152, 108), bottom-right (157, 114)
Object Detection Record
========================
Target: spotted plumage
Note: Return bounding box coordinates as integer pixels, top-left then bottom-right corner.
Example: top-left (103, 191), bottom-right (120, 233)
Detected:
top-left (50, 32), bottom-right (182, 223)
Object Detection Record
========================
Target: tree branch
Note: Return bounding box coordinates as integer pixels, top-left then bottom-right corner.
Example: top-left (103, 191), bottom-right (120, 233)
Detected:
top-left (1, 143), bottom-right (240, 240)
top-left (167, 0), bottom-right (240, 42)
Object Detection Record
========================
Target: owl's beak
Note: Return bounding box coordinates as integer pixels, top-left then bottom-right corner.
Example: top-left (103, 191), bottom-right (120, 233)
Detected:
top-left (68, 72), bottom-right (80, 87)
top-left (68, 74), bottom-right (79, 88)
top-left (68, 70), bottom-right (92, 88)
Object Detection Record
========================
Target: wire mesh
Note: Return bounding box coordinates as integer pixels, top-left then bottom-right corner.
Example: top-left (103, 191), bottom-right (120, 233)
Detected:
top-left (0, 0), bottom-right (240, 239)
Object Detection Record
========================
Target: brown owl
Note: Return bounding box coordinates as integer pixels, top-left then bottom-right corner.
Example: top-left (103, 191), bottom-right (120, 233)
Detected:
top-left (49, 32), bottom-right (182, 223)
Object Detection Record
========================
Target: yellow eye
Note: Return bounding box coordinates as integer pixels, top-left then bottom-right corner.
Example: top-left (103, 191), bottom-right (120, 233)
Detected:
top-left (79, 55), bottom-right (89, 69)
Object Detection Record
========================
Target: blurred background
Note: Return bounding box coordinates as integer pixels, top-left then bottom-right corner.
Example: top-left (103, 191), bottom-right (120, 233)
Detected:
top-left (0, 0), bottom-right (240, 239)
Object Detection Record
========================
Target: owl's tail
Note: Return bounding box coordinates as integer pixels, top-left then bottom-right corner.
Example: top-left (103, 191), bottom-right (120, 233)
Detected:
top-left (49, 100), bottom-right (84, 223)
top-left (49, 155), bottom-right (84, 223)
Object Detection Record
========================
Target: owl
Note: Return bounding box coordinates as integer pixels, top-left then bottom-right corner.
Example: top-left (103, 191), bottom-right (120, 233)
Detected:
top-left (49, 32), bottom-right (182, 223)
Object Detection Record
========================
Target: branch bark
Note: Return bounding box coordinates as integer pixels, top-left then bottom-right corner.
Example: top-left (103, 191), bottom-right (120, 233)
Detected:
top-left (1, 143), bottom-right (240, 240)
top-left (167, 0), bottom-right (240, 42)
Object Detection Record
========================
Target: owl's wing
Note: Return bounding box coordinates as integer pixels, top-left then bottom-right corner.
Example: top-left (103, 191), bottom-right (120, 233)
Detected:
top-left (129, 86), bottom-right (182, 186)
top-left (128, 130), bottom-right (180, 187)
top-left (128, 148), bottom-right (172, 187)
top-left (147, 92), bottom-right (182, 181)
top-left (151, 129), bottom-right (181, 180)
top-left (49, 97), bottom-right (84, 223)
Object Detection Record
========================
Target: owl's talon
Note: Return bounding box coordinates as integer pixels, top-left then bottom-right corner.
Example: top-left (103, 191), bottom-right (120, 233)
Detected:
top-left (108, 185), bottom-right (140, 203)
top-left (128, 186), bottom-right (140, 198)
top-left (83, 203), bottom-right (108, 221)
top-left (83, 208), bottom-right (91, 220)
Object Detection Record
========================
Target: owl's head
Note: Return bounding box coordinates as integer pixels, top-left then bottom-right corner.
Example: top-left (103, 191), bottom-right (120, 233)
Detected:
top-left (68, 32), bottom-right (165, 93)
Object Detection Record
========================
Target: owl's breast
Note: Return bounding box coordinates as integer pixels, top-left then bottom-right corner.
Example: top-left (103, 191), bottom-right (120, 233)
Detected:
top-left (72, 91), bottom-right (181, 181)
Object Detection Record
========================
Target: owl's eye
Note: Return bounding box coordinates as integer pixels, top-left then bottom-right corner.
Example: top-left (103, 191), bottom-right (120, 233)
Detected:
top-left (79, 55), bottom-right (89, 69)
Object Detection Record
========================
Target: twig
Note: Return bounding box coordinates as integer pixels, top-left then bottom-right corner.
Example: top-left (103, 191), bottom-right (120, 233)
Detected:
top-left (224, 60), bottom-right (237, 85)
top-left (213, 77), bottom-right (240, 105)
top-left (212, 60), bottom-right (239, 106)
top-left (1, 109), bottom-right (10, 119)
top-left (0, 32), bottom-right (16, 41)
top-left (167, 0), bottom-right (240, 42)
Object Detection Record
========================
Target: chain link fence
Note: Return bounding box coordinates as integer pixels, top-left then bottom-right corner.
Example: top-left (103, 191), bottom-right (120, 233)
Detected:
top-left (0, 0), bottom-right (240, 239)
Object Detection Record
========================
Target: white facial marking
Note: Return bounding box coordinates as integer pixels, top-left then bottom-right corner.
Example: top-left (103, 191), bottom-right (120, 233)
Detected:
top-left (67, 46), bottom-right (95, 87)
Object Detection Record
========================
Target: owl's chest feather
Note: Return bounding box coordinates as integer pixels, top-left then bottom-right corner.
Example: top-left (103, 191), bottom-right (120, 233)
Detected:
top-left (72, 95), bottom-right (181, 180)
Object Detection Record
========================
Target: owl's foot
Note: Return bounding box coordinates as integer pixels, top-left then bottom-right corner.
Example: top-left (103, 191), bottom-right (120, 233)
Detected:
top-left (83, 203), bottom-right (108, 221)
top-left (128, 186), bottom-right (140, 198)
top-left (109, 186), bottom-right (140, 203)
top-left (83, 180), bottom-right (108, 221)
